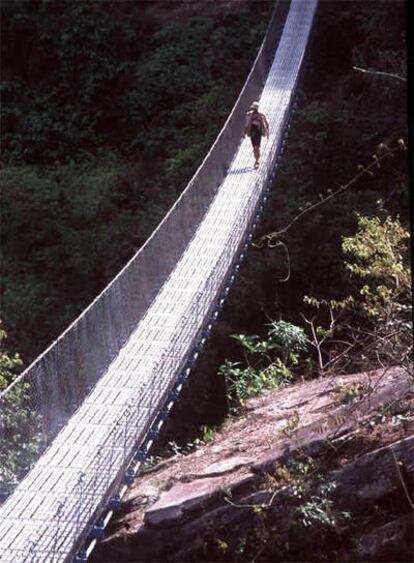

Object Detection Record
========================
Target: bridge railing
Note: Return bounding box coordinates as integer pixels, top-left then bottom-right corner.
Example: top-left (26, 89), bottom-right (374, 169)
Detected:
top-left (0, 0), bottom-right (291, 499)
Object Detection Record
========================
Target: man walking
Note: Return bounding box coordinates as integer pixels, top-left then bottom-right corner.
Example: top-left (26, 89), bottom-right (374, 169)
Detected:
top-left (244, 101), bottom-right (269, 169)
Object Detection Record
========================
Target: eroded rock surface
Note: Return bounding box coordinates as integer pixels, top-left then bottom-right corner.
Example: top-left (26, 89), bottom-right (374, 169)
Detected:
top-left (92, 366), bottom-right (413, 562)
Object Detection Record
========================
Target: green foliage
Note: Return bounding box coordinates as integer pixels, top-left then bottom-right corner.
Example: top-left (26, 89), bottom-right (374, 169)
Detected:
top-left (1, 164), bottom-right (138, 358)
top-left (1, 2), bottom-right (267, 167)
top-left (207, 454), bottom-right (353, 561)
top-left (0, 324), bottom-right (41, 487)
top-left (280, 410), bottom-right (301, 438)
top-left (220, 321), bottom-right (307, 407)
top-left (265, 458), bottom-right (314, 504)
top-left (0, 323), bottom-right (22, 387)
top-left (302, 214), bottom-right (412, 373)
top-left (336, 382), bottom-right (366, 405)
top-left (219, 360), bottom-right (291, 406)
top-left (2, 1), bottom-right (140, 164)
top-left (343, 214), bottom-right (411, 328)
top-left (342, 214), bottom-right (412, 367)
top-left (200, 425), bottom-right (216, 444)
top-left (267, 320), bottom-right (308, 364)
top-left (294, 482), bottom-right (350, 528)
top-left (164, 424), bottom-right (217, 458)
top-left (265, 458), bottom-right (350, 531)
top-left (231, 321), bottom-right (308, 362)
top-left (141, 454), bottom-right (164, 472)
top-left (216, 538), bottom-right (229, 553)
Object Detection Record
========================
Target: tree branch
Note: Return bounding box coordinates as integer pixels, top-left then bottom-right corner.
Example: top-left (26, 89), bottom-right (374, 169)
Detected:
top-left (353, 65), bottom-right (406, 82)
top-left (254, 137), bottom-right (406, 249)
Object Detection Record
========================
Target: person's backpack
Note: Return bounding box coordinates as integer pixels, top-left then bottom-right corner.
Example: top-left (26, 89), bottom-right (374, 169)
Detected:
top-left (244, 111), bottom-right (265, 137)
top-left (251, 114), bottom-right (263, 133)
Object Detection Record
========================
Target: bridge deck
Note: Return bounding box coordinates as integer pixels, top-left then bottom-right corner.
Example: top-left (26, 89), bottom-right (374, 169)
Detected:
top-left (0, 2), bottom-right (317, 561)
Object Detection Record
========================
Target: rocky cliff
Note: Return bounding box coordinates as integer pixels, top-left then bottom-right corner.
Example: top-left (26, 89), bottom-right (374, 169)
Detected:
top-left (92, 366), bottom-right (413, 562)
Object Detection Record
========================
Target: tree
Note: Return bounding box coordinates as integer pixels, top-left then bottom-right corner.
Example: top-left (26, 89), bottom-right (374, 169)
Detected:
top-left (302, 213), bottom-right (412, 374)
top-left (0, 324), bottom-right (41, 492)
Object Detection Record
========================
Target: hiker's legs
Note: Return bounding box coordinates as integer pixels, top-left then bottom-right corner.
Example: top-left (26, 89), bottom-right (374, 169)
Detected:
top-left (250, 133), bottom-right (262, 167)
top-left (253, 144), bottom-right (260, 164)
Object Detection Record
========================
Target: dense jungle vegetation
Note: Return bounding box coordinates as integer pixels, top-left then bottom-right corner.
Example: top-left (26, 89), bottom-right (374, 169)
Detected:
top-left (0, 0), bottom-right (410, 444)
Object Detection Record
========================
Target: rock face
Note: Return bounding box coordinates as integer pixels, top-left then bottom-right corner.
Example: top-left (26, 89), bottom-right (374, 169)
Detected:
top-left (92, 366), bottom-right (413, 562)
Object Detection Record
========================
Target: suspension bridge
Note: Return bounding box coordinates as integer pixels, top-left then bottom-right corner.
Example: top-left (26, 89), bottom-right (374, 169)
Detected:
top-left (0, 1), bottom-right (317, 560)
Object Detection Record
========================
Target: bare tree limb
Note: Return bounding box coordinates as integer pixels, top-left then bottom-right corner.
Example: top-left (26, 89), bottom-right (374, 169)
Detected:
top-left (253, 137), bottom-right (406, 249)
top-left (353, 65), bottom-right (406, 82)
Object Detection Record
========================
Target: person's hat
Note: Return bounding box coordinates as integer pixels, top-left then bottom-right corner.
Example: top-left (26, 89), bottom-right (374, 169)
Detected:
top-left (251, 101), bottom-right (260, 109)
